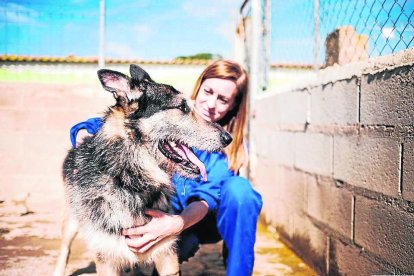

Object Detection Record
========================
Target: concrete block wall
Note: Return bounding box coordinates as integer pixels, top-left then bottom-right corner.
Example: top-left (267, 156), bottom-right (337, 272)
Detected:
top-left (251, 48), bottom-right (414, 275)
top-left (0, 82), bottom-right (113, 210)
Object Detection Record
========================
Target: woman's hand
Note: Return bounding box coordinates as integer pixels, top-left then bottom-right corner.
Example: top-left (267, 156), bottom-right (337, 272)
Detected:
top-left (122, 209), bottom-right (184, 253)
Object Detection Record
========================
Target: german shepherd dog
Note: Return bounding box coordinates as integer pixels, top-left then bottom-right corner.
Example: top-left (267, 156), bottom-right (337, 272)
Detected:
top-left (53, 64), bottom-right (232, 276)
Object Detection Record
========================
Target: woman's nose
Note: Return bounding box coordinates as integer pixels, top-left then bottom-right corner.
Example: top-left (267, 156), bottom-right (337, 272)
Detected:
top-left (207, 96), bottom-right (216, 109)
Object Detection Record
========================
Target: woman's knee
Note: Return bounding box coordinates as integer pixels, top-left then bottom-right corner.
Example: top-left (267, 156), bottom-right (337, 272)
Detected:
top-left (220, 176), bottom-right (262, 209)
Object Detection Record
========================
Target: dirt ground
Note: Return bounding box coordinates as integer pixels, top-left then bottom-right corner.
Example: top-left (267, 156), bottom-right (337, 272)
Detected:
top-left (0, 192), bottom-right (315, 276)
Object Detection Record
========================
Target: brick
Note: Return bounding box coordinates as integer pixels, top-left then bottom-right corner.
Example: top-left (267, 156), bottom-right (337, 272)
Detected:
top-left (307, 176), bottom-right (353, 239)
top-left (334, 136), bottom-right (400, 197)
top-left (254, 90), bottom-right (308, 127)
top-left (403, 138), bottom-right (414, 201)
top-left (310, 77), bottom-right (359, 125)
top-left (330, 239), bottom-right (389, 275)
top-left (360, 65), bottom-right (414, 125)
top-left (295, 132), bottom-right (333, 177)
top-left (354, 196), bottom-right (414, 272)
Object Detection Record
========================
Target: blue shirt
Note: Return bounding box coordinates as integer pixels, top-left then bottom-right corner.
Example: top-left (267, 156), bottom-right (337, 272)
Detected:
top-left (171, 149), bottom-right (235, 213)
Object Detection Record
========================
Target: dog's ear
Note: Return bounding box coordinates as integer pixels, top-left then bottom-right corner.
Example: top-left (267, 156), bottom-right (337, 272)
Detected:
top-left (97, 69), bottom-right (143, 105)
top-left (129, 64), bottom-right (153, 83)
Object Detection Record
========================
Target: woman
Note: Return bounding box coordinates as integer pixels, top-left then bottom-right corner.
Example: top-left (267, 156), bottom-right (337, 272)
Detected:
top-left (70, 60), bottom-right (262, 276)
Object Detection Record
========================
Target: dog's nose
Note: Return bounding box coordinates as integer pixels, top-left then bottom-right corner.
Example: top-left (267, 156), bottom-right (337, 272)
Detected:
top-left (221, 131), bottom-right (233, 146)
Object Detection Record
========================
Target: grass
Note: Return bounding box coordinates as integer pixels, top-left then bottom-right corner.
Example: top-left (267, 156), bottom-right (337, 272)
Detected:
top-left (0, 68), bottom-right (97, 84)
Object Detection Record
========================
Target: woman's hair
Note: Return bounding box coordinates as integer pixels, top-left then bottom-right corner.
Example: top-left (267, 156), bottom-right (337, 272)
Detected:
top-left (191, 60), bottom-right (249, 172)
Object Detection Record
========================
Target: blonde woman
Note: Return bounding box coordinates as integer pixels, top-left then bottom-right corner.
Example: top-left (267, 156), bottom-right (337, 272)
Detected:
top-left (71, 60), bottom-right (262, 276)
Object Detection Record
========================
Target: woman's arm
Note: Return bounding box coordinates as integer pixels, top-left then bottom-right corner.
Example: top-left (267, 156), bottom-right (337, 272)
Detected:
top-left (122, 201), bottom-right (208, 253)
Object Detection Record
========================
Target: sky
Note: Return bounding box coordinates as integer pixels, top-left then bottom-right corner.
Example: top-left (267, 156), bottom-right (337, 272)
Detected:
top-left (0, 0), bottom-right (413, 64)
top-left (0, 0), bottom-right (241, 60)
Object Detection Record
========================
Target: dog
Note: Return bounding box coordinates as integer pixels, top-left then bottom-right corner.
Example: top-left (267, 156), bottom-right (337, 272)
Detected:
top-left (53, 64), bottom-right (232, 276)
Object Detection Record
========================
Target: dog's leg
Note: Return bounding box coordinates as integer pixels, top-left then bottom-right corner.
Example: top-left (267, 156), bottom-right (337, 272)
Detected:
top-left (53, 213), bottom-right (79, 276)
top-left (153, 252), bottom-right (180, 276)
top-left (95, 256), bottom-right (122, 276)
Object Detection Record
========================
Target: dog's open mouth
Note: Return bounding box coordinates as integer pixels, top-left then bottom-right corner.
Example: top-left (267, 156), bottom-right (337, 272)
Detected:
top-left (158, 141), bottom-right (207, 181)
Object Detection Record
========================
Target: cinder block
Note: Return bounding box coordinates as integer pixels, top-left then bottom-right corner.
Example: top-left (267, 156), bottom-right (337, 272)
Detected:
top-left (251, 127), bottom-right (275, 159)
top-left (0, 131), bottom-right (23, 155)
top-left (255, 165), bottom-right (308, 228)
top-left (334, 136), bottom-right (400, 197)
top-left (276, 167), bottom-right (307, 214)
top-left (307, 176), bottom-right (353, 239)
top-left (254, 90), bottom-right (308, 127)
top-left (295, 132), bottom-right (333, 177)
top-left (22, 132), bottom-right (68, 156)
top-left (354, 196), bottom-right (414, 272)
top-left (289, 214), bottom-right (328, 274)
top-left (0, 85), bottom-right (24, 108)
top-left (44, 110), bottom-right (90, 132)
top-left (330, 239), bottom-right (389, 275)
top-left (0, 175), bottom-right (63, 203)
top-left (273, 132), bottom-right (296, 166)
top-left (22, 85), bottom-right (71, 111)
top-left (0, 132), bottom-right (24, 176)
top-left (253, 129), bottom-right (295, 166)
top-left (310, 77), bottom-right (359, 125)
top-left (0, 152), bottom-right (24, 177)
top-left (22, 153), bottom-right (64, 175)
top-left (251, 157), bottom-right (278, 193)
top-left (253, 96), bottom-right (278, 126)
top-left (252, 159), bottom-right (278, 223)
top-left (403, 139), bottom-right (414, 201)
top-left (0, 110), bottom-right (47, 132)
top-left (360, 65), bottom-right (414, 125)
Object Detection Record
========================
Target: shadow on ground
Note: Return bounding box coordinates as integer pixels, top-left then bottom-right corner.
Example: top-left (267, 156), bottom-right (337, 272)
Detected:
top-left (0, 196), bottom-right (315, 276)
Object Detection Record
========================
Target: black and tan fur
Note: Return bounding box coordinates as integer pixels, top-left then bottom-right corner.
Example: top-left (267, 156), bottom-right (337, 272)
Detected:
top-left (53, 65), bottom-right (232, 276)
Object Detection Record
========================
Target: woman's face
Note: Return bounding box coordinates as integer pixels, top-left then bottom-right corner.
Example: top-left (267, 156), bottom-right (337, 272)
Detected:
top-left (194, 78), bottom-right (237, 123)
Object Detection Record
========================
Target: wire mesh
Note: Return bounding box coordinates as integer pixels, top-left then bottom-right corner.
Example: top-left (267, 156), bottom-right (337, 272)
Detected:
top-left (271, 0), bottom-right (414, 68)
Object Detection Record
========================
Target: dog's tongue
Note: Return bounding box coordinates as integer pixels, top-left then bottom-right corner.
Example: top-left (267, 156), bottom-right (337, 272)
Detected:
top-left (178, 145), bottom-right (207, 181)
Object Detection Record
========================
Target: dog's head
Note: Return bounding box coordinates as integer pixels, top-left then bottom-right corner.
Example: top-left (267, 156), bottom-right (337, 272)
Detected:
top-left (97, 64), bottom-right (232, 181)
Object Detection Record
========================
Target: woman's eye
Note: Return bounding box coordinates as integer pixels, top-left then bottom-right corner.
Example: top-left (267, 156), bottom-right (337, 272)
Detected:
top-left (219, 98), bottom-right (229, 104)
top-left (204, 89), bottom-right (213, 95)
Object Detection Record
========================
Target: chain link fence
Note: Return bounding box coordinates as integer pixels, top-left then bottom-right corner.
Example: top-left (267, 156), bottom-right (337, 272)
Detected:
top-left (239, 0), bottom-right (413, 93)
top-left (272, 0), bottom-right (414, 68)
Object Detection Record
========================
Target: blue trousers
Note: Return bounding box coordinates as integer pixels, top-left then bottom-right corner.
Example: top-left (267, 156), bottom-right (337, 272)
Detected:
top-left (177, 176), bottom-right (263, 276)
